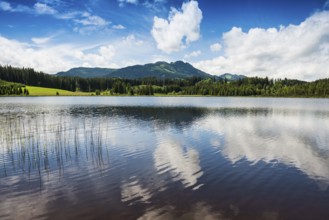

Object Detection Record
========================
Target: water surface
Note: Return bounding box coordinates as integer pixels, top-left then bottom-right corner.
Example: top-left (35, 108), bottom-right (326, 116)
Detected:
top-left (1, 97), bottom-right (329, 220)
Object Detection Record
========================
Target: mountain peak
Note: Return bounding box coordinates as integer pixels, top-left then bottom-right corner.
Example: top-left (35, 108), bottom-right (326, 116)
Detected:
top-left (155, 61), bottom-right (169, 65)
top-left (57, 61), bottom-right (212, 79)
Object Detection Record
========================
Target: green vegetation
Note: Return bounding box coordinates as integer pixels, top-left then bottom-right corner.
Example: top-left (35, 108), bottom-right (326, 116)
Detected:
top-left (0, 79), bottom-right (27, 95)
top-left (0, 79), bottom-right (90, 96)
top-left (180, 77), bottom-right (329, 97)
top-left (1, 65), bottom-right (329, 97)
top-left (57, 67), bottom-right (116, 78)
top-left (25, 86), bottom-right (90, 96)
top-left (106, 61), bottom-right (211, 79)
top-left (56, 61), bottom-right (212, 79)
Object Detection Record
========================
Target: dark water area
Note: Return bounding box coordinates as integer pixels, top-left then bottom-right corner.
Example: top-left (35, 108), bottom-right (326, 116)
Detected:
top-left (1, 97), bottom-right (329, 220)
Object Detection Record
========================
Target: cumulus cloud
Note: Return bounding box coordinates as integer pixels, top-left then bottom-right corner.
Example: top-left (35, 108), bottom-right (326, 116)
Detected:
top-left (0, 35), bottom-right (117, 73)
top-left (99, 45), bottom-right (116, 60)
top-left (194, 11), bottom-right (329, 81)
top-left (0, 34), bottom-right (154, 73)
top-left (184, 50), bottom-right (201, 59)
top-left (210, 43), bottom-right (222, 52)
top-left (151, 0), bottom-right (202, 53)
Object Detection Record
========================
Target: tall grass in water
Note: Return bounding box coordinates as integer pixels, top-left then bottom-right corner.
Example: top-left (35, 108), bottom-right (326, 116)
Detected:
top-left (0, 112), bottom-right (112, 186)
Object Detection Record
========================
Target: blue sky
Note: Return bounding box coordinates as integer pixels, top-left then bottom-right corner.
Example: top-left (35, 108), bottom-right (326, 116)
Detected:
top-left (0, 0), bottom-right (329, 80)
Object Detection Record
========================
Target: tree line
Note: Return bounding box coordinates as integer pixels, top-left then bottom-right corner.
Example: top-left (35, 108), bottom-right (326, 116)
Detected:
top-left (1, 65), bottom-right (329, 97)
top-left (0, 80), bottom-right (29, 95)
top-left (0, 65), bottom-right (201, 95)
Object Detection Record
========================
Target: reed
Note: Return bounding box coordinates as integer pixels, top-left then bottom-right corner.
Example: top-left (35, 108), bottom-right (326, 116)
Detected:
top-left (0, 111), bottom-right (112, 185)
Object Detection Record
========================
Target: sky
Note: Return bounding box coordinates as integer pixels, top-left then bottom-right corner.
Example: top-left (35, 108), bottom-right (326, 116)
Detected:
top-left (0, 0), bottom-right (329, 80)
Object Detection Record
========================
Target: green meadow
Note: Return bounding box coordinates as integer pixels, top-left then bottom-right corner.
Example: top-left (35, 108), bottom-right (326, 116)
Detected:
top-left (25, 86), bottom-right (91, 96)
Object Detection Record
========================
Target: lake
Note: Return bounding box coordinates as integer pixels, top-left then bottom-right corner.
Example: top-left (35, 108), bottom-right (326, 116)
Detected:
top-left (1, 97), bottom-right (329, 220)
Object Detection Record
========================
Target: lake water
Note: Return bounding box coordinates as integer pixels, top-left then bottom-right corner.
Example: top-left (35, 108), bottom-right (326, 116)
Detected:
top-left (1, 97), bottom-right (329, 220)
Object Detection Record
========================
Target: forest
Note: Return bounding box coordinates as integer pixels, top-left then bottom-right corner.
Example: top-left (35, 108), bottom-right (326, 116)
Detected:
top-left (1, 65), bottom-right (329, 97)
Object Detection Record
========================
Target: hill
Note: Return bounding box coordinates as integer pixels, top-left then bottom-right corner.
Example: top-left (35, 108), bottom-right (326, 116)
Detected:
top-left (56, 61), bottom-right (212, 79)
top-left (106, 61), bottom-right (212, 79)
top-left (1, 65), bottom-right (329, 97)
top-left (56, 61), bottom-right (247, 81)
top-left (56, 67), bottom-right (116, 78)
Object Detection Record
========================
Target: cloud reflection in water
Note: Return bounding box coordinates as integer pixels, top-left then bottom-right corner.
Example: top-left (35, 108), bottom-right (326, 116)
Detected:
top-left (154, 135), bottom-right (203, 189)
top-left (198, 110), bottom-right (329, 189)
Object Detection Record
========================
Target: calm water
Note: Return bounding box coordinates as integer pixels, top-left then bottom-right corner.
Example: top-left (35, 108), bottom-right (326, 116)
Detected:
top-left (1, 97), bottom-right (329, 220)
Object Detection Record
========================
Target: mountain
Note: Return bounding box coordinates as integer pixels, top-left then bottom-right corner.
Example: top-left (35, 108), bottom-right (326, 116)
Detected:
top-left (56, 67), bottom-right (116, 78)
top-left (56, 61), bottom-right (247, 81)
top-left (106, 61), bottom-right (212, 79)
top-left (219, 73), bottom-right (246, 81)
top-left (56, 61), bottom-right (211, 79)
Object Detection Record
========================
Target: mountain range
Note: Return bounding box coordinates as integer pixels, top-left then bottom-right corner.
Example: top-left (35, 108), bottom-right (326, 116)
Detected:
top-left (56, 61), bottom-right (245, 81)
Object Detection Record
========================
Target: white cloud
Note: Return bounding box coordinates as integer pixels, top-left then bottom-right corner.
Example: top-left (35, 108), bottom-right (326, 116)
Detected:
top-left (210, 43), bottom-right (222, 52)
top-left (0, 1), bottom-right (110, 34)
top-left (74, 12), bottom-right (109, 26)
top-left (118, 0), bottom-right (138, 7)
top-left (99, 45), bottom-right (116, 60)
top-left (151, 0), bottom-right (202, 53)
top-left (126, 0), bottom-right (138, 3)
top-left (112, 24), bottom-right (126, 30)
top-left (0, 35), bottom-right (117, 73)
top-left (0, 1), bottom-right (56, 14)
top-left (31, 36), bottom-right (52, 44)
top-left (194, 11), bottom-right (329, 81)
top-left (72, 12), bottom-right (110, 34)
top-left (0, 1), bottom-right (31, 13)
top-left (0, 1), bottom-right (11, 11)
top-left (122, 34), bottom-right (144, 46)
top-left (118, 0), bottom-right (167, 10)
top-left (56, 11), bottom-right (79, 20)
top-left (34, 2), bottom-right (57, 15)
top-left (151, 54), bottom-right (172, 63)
top-left (0, 34), bottom-right (156, 74)
top-left (184, 50), bottom-right (201, 59)
top-left (143, 0), bottom-right (167, 12)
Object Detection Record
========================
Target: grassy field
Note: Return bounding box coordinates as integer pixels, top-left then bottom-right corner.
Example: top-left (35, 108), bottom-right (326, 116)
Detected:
top-left (26, 86), bottom-right (91, 96)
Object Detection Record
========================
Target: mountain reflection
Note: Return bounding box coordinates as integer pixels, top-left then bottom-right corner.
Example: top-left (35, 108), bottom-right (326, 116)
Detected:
top-left (69, 106), bottom-right (209, 129)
